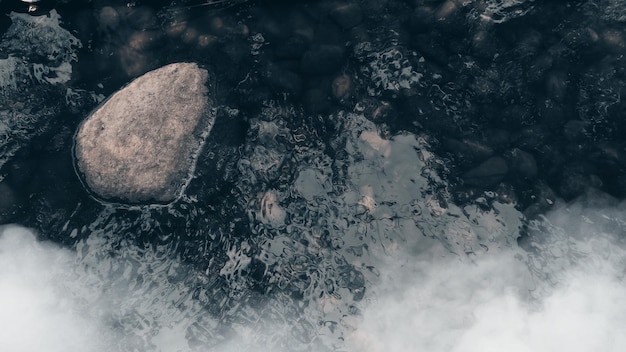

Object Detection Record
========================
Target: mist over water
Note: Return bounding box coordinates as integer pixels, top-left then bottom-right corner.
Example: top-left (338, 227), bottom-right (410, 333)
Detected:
top-left (2, 194), bottom-right (626, 352)
top-left (348, 216), bottom-right (626, 352)
top-left (0, 226), bottom-right (112, 352)
top-left (2, 1), bottom-right (626, 351)
top-left (2, 111), bottom-right (626, 351)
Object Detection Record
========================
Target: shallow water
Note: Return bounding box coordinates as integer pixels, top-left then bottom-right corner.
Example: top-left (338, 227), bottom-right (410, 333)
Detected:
top-left (1, 1), bottom-right (626, 351)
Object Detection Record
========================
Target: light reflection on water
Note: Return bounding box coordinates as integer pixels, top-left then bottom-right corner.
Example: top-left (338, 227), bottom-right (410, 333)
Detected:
top-left (5, 110), bottom-right (626, 352)
top-left (2, 1), bottom-right (626, 351)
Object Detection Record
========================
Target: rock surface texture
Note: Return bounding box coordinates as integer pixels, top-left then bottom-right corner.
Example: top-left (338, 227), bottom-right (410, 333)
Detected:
top-left (74, 62), bottom-right (213, 204)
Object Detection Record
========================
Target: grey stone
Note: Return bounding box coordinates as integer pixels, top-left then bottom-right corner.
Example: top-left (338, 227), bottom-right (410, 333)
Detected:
top-left (506, 148), bottom-right (538, 179)
top-left (462, 156), bottom-right (509, 188)
top-left (443, 138), bottom-right (494, 163)
top-left (330, 3), bottom-right (363, 29)
top-left (74, 62), bottom-right (214, 204)
top-left (300, 45), bottom-right (345, 75)
top-left (563, 120), bottom-right (587, 141)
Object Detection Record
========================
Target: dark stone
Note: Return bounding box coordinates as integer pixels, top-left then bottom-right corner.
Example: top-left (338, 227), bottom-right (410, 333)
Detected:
top-left (563, 27), bottom-right (599, 50)
top-left (559, 173), bottom-right (589, 200)
top-left (558, 163), bottom-right (599, 200)
top-left (273, 35), bottom-right (309, 59)
top-left (264, 64), bottom-right (303, 95)
top-left (331, 74), bottom-right (353, 100)
top-left (410, 6), bottom-right (435, 34)
top-left (462, 156), bottom-right (509, 188)
top-left (303, 88), bottom-right (331, 114)
top-left (313, 21), bottom-right (344, 46)
top-left (443, 138), bottom-right (494, 164)
top-left (221, 40), bottom-right (250, 64)
top-left (512, 125), bottom-right (550, 152)
top-left (471, 30), bottom-right (499, 61)
top-left (539, 100), bottom-right (566, 128)
top-left (526, 54), bottom-right (554, 83)
top-left (300, 44), bottom-right (346, 75)
top-left (505, 148), bottom-right (538, 180)
top-left (412, 32), bottom-right (449, 66)
top-left (601, 29), bottom-right (626, 54)
top-left (0, 181), bottom-right (20, 222)
top-left (545, 70), bottom-right (568, 102)
top-left (330, 3), bottom-right (363, 29)
top-left (483, 129), bottom-right (511, 152)
top-left (494, 104), bottom-right (530, 129)
top-left (589, 142), bottom-right (626, 169)
top-left (563, 120), bottom-right (587, 142)
top-left (127, 29), bottom-right (163, 51)
top-left (520, 181), bottom-right (557, 218)
top-left (434, 0), bottom-right (466, 35)
top-left (515, 29), bottom-right (543, 58)
top-left (124, 6), bottom-right (159, 30)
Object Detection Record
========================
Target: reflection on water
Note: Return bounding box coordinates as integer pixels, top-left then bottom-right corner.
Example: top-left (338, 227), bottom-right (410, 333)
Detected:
top-left (3, 111), bottom-right (626, 351)
top-left (1, 1), bottom-right (626, 351)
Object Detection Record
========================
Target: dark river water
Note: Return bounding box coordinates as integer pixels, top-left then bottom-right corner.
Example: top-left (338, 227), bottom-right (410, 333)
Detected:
top-left (1, 0), bottom-right (626, 351)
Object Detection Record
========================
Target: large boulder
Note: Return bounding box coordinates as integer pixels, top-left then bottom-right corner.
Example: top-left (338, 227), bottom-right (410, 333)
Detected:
top-left (74, 62), bottom-right (214, 204)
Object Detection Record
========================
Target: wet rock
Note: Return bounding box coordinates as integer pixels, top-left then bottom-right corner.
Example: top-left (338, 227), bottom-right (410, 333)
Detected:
top-left (301, 45), bottom-right (346, 75)
top-left (124, 6), bottom-right (159, 30)
top-left (462, 156), bottom-right (509, 188)
top-left (559, 173), bottom-right (589, 200)
top-left (526, 54), bottom-right (553, 83)
top-left (512, 125), bottom-right (550, 152)
top-left (522, 182), bottom-right (557, 219)
top-left (330, 3), bottom-right (363, 29)
top-left (332, 74), bottom-right (353, 100)
top-left (545, 70), bottom-right (568, 102)
top-left (563, 119), bottom-right (587, 142)
top-left (0, 182), bottom-right (20, 222)
top-left (515, 29), bottom-right (543, 58)
top-left (589, 142), bottom-right (626, 169)
top-left (443, 138), bottom-right (494, 164)
top-left (471, 30), bottom-right (499, 61)
top-left (434, 0), bottom-right (462, 26)
top-left (563, 27), bottom-right (599, 50)
top-left (74, 63), bottom-right (214, 204)
top-left (410, 5), bottom-right (435, 34)
top-left (498, 105), bottom-right (534, 129)
top-left (601, 28), bottom-right (626, 54)
top-left (412, 32), bottom-right (449, 66)
top-left (558, 164), bottom-right (600, 200)
top-left (265, 64), bottom-right (303, 95)
top-left (505, 148), bottom-right (538, 180)
top-left (117, 45), bottom-right (153, 78)
top-left (539, 100), bottom-right (565, 128)
top-left (127, 30), bottom-right (163, 51)
top-left (274, 35), bottom-right (309, 59)
top-left (97, 6), bottom-right (120, 31)
top-left (303, 88), bottom-right (331, 114)
top-left (313, 21), bottom-right (344, 46)
top-left (483, 129), bottom-right (510, 152)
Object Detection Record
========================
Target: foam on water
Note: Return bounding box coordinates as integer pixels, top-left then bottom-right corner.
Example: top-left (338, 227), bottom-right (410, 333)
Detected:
top-left (2, 111), bottom-right (626, 351)
top-left (2, 5), bottom-right (626, 352)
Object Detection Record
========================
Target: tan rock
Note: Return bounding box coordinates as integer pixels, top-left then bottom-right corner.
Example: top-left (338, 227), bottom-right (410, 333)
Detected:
top-left (74, 62), bottom-right (214, 204)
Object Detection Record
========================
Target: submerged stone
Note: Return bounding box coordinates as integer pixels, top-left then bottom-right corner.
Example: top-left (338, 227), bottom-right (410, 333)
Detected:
top-left (74, 62), bottom-right (214, 204)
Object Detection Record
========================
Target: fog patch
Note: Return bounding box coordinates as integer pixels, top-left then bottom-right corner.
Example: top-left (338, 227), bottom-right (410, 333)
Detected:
top-left (0, 225), bottom-right (112, 352)
top-left (348, 197), bottom-right (626, 352)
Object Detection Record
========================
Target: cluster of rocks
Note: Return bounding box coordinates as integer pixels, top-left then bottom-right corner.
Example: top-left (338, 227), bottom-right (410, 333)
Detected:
top-left (216, 0), bottom-right (626, 216)
top-left (397, 0), bottom-right (626, 215)
top-left (62, 0), bottom-right (626, 214)
top-left (4, 0), bottom-right (626, 216)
